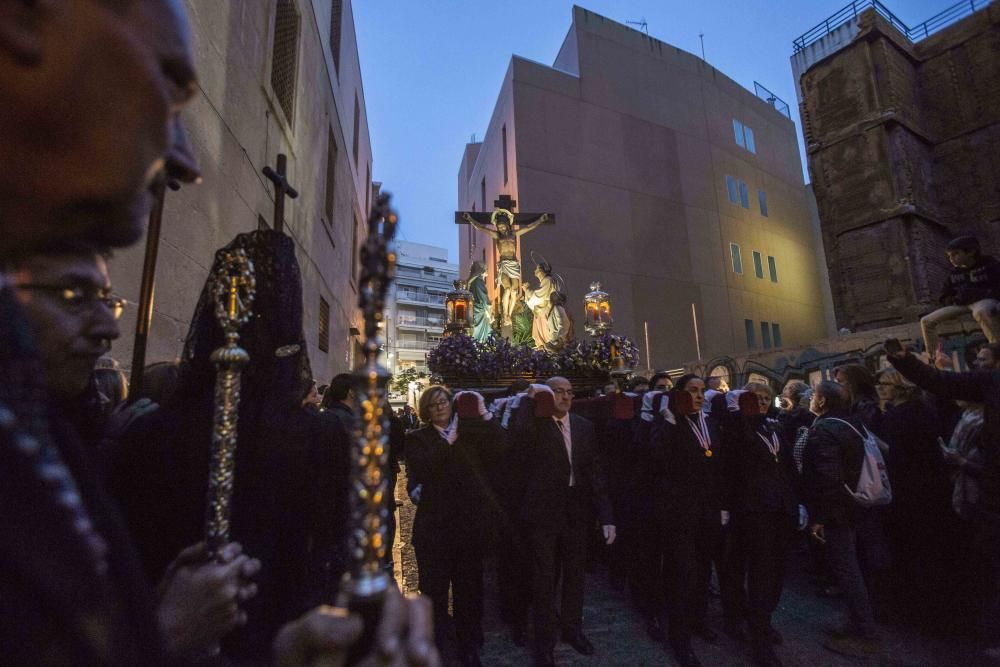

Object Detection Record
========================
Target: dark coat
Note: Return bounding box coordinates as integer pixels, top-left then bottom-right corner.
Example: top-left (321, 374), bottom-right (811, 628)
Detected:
top-left (723, 413), bottom-right (798, 517)
top-left (650, 413), bottom-right (726, 522)
top-left (508, 399), bottom-right (613, 530)
top-left (800, 411), bottom-right (866, 527)
top-left (939, 254), bottom-right (1000, 306)
top-left (890, 353), bottom-right (1000, 522)
top-left (405, 419), bottom-right (507, 550)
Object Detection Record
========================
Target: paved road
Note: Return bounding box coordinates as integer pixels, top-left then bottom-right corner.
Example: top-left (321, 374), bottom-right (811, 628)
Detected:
top-left (391, 465), bottom-right (984, 666)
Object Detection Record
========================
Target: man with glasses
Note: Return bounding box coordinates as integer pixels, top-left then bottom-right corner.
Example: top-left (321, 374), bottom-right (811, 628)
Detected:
top-left (514, 377), bottom-right (615, 666)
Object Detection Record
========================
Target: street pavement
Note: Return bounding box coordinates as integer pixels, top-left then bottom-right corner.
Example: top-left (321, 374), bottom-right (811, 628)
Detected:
top-left (391, 465), bottom-right (987, 666)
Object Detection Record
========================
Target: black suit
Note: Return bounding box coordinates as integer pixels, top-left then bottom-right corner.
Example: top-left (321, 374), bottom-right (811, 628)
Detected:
top-left (510, 401), bottom-right (613, 658)
top-left (650, 413), bottom-right (726, 650)
top-left (719, 410), bottom-right (798, 642)
top-left (406, 419), bottom-right (506, 657)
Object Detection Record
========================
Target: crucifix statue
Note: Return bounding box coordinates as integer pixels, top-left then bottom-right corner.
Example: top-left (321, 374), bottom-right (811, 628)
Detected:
top-left (455, 194), bottom-right (554, 328)
top-left (262, 153), bottom-right (299, 234)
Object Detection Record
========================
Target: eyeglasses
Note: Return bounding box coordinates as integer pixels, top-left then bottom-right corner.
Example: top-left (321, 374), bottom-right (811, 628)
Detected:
top-left (14, 283), bottom-right (126, 321)
top-left (429, 399), bottom-right (450, 409)
top-left (552, 388), bottom-right (574, 396)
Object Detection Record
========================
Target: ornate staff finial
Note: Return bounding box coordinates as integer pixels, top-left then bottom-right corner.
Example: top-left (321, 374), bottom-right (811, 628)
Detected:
top-left (339, 193), bottom-right (398, 651)
top-left (203, 248), bottom-right (255, 557)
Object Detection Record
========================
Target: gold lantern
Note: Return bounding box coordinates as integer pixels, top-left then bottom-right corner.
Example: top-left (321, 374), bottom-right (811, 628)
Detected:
top-left (445, 279), bottom-right (473, 337)
top-left (584, 281), bottom-right (613, 337)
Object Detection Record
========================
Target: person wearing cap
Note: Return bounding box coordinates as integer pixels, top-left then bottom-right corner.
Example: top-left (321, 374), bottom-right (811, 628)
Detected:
top-left (920, 235), bottom-right (1000, 352)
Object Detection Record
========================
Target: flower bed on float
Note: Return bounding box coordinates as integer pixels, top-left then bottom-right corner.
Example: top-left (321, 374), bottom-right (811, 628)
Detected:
top-left (427, 334), bottom-right (639, 391)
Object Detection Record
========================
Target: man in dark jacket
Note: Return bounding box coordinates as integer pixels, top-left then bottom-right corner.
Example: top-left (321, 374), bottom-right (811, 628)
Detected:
top-left (921, 235), bottom-right (1000, 352)
top-left (802, 381), bottom-right (885, 658)
top-left (510, 378), bottom-right (615, 667)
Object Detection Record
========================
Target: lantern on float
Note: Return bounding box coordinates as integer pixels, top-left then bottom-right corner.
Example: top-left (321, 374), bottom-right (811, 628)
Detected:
top-left (445, 279), bottom-right (473, 337)
top-left (584, 281), bottom-right (613, 337)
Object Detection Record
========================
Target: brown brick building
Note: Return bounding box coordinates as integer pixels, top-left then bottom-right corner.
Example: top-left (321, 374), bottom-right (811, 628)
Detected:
top-left (792, 1), bottom-right (1000, 333)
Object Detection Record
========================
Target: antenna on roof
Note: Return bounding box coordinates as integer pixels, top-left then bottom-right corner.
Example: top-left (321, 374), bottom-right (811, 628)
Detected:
top-left (626, 18), bottom-right (648, 35)
top-left (699, 32), bottom-right (706, 60)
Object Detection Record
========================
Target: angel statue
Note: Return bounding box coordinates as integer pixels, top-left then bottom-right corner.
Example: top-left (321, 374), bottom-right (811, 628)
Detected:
top-left (523, 257), bottom-right (572, 350)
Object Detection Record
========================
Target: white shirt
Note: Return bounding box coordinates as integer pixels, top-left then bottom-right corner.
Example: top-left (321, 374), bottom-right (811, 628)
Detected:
top-left (554, 414), bottom-right (574, 486)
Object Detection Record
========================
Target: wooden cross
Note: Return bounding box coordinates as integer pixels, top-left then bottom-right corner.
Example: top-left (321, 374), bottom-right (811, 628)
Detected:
top-left (454, 194), bottom-right (556, 227)
top-left (262, 153), bottom-right (299, 234)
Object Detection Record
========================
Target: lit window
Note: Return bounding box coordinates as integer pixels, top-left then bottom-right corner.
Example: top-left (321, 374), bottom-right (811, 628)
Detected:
top-left (730, 243), bottom-right (743, 274)
top-left (744, 126), bottom-right (756, 153)
top-left (745, 319), bottom-right (756, 349)
top-left (733, 119), bottom-right (745, 148)
top-left (753, 251), bottom-right (764, 279)
top-left (767, 256), bottom-right (778, 283)
top-left (761, 321), bottom-right (772, 349)
top-left (758, 190), bottom-right (768, 217)
top-left (772, 322), bottom-right (782, 347)
top-left (739, 181), bottom-right (749, 209)
top-left (726, 175), bottom-right (738, 204)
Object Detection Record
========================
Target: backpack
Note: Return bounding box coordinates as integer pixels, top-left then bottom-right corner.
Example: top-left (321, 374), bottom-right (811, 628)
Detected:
top-left (826, 418), bottom-right (892, 507)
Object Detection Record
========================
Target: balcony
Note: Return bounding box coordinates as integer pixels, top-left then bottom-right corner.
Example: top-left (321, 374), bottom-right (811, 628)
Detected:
top-left (397, 290), bottom-right (447, 308)
top-left (397, 316), bottom-right (446, 331)
top-left (395, 340), bottom-right (439, 351)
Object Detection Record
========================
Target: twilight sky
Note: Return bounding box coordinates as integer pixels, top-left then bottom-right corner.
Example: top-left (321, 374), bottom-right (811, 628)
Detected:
top-left (354, 0), bottom-right (946, 259)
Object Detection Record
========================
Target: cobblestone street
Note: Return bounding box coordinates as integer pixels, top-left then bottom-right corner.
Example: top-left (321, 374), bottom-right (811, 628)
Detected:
top-left (392, 465), bottom-right (986, 667)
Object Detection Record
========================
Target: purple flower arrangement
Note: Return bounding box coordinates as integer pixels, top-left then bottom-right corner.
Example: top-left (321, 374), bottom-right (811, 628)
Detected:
top-left (427, 333), bottom-right (639, 378)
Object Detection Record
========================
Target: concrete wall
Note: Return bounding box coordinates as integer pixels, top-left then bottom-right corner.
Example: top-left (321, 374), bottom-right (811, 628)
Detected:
top-left (110, 0), bottom-right (373, 383)
top-left (459, 6), bottom-right (829, 369)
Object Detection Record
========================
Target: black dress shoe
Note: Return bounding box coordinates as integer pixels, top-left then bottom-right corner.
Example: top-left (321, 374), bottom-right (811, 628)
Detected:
top-left (561, 629), bottom-right (595, 656)
top-left (694, 625), bottom-right (719, 644)
top-left (672, 645), bottom-right (703, 667)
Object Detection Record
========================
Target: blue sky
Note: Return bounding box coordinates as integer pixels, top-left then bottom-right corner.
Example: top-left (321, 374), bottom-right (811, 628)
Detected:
top-left (354, 0), bottom-right (947, 259)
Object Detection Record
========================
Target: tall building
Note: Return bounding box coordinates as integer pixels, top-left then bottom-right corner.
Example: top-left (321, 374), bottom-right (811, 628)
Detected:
top-left (792, 0), bottom-right (998, 332)
top-left (386, 242), bottom-right (458, 378)
top-left (110, 0), bottom-right (373, 381)
top-left (458, 6), bottom-right (832, 370)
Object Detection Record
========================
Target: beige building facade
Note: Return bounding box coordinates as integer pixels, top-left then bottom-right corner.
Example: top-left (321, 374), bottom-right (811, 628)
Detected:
top-left (110, 0), bottom-right (373, 382)
top-left (459, 6), bottom-right (832, 370)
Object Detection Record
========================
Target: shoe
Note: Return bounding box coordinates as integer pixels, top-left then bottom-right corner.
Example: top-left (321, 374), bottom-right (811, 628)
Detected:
top-left (823, 635), bottom-right (881, 659)
top-left (533, 652), bottom-right (556, 667)
top-left (767, 626), bottom-right (783, 645)
top-left (645, 616), bottom-right (665, 643)
top-left (723, 619), bottom-right (747, 641)
top-left (672, 644), bottom-right (703, 667)
top-left (752, 641), bottom-right (784, 667)
top-left (561, 629), bottom-right (595, 656)
top-left (694, 625), bottom-right (719, 644)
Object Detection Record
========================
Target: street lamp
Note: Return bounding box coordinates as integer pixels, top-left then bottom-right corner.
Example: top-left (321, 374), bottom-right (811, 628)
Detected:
top-left (444, 279), bottom-right (473, 337)
top-left (584, 281), bottom-right (613, 337)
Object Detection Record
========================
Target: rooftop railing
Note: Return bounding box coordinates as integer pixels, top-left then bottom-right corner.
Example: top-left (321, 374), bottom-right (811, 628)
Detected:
top-left (753, 82), bottom-right (791, 119)
top-left (793, 0), bottom-right (992, 53)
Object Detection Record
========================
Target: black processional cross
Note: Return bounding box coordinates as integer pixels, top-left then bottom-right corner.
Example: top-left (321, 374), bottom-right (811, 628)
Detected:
top-left (455, 194), bottom-right (555, 329)
top-left (262, 153), bottom-right (299, 234)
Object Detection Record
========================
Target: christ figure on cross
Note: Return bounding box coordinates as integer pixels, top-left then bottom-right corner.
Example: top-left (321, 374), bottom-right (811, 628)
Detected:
top-left (460, 207), bottom-right (549, 327)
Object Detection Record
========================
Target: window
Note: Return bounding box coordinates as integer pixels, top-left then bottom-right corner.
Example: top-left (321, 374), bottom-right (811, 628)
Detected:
top-left (258, 214), bottom-right (270, 231)
top-left (730, 243), bottom-right (743, 274)
top-left (270, 0), bottom-right (300, 124)
top-left (734, 118), bottom-right (757, 153)
top-left (329, 0), bottom-right (342, 75)
top-left (738, 180), bottom-right (750, 208)
top-left (752, 251), bottom-right (764, 279)
top-left (352, 93), bottom-right (360, 166)
top-left (733, 119), bottom-right (745, 148)
top-left (767, 256), bottom-right (778, 283)
top-left (745, 319), bottom-right (756, 349)
top-left (502, 124), bottom-right (509, 185)
top-left (726, 175), bottom-right (738, 204)
top-left (325, 129), bottom-right (337, 221)
top-left (771, 322), bottom-right (782, 348)
top-left (480, 177), bottom-right (486, 212)
top-left (761, 321), bottom-right (772, 349)
top-left (744, 126), bottom-right (756, 153)
top-left (758, 190), bottom-right (768, 217)
top-left (318, 296), bottom-right (330, 353)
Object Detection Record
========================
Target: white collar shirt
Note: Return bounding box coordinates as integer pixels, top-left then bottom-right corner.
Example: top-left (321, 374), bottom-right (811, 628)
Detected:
top-left (554, 414), bottom-right (574, 486)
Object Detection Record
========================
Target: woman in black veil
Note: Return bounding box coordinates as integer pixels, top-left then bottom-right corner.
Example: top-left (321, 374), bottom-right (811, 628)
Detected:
top-left (109, 230), bottom-right (351, 659)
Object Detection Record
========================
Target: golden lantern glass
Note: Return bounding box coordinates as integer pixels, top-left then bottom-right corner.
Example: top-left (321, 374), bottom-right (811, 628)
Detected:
top-left (584, 281), bottom-right (613, 337)
top-left (444, 279), bottom-right (473, 337)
